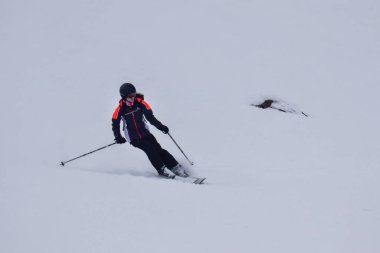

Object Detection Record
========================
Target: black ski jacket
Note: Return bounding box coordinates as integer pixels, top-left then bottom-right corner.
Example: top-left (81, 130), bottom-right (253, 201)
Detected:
top-left (112, 98), bottom-right (165, 142)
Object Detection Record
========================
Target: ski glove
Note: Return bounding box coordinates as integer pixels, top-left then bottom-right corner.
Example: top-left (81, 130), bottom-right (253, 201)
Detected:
top-left (159, 125), bottom-right (169, 134)
top-left (115, 135), bottom-right (127, 144)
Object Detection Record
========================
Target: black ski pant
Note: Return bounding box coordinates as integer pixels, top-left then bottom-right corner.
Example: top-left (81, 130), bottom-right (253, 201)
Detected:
top-left (131, 134), bottom-right (178, 173)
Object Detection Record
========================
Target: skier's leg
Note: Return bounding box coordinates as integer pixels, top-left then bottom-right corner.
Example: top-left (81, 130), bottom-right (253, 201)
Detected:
top-left (131, 138), bottom-right (165, 173)
top-left (161, 149), bottom-right (179, 169)
top-left (145, 134), bottom-right (179, 169)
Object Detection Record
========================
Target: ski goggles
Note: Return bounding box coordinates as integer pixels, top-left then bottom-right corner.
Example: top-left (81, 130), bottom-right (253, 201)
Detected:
top-left (124, 93), bottom-right (136, 100)
top-left (128, 93), bottom-right (136, 98)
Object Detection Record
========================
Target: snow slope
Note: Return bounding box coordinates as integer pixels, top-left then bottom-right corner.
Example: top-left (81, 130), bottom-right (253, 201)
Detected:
top-left (1, 0), bottom-right (379, 252)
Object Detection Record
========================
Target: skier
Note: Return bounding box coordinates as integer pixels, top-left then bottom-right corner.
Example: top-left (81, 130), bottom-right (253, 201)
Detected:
top-left (112, 83), bottom-right (187, 178)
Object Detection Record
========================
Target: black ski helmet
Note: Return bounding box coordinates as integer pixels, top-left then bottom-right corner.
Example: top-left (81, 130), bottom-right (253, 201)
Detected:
top-left (119, 83), bottom-right (136, 99)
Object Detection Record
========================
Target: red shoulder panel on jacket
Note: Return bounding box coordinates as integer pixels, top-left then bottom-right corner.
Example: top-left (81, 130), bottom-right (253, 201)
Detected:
top-left (136, 98), bottom-right (152, 110)
top-left (112, 100), bottom-right (123, 119)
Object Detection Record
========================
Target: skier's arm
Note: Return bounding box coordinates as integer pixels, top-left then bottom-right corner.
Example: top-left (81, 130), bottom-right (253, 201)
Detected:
top-left (138, 99), bottom-right (166, 130)
top-left (112, 103), bottom-right (125, 141)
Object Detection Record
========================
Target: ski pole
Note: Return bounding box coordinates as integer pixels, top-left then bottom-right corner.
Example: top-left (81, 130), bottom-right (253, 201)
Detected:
top-left (60, 142), bottom-right (116, 166)
top-left (168, 133), bottom-right (194, 166)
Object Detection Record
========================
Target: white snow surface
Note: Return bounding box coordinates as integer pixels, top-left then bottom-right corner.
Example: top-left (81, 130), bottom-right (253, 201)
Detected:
top-left (1, 0), bottom-right (379, 252)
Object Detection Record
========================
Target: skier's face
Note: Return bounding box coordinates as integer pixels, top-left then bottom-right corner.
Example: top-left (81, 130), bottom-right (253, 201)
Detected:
top-left (124, 93), bottom-right (136, 106)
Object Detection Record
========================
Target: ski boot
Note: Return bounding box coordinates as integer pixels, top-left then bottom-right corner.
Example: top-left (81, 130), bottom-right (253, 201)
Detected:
top-left (170, 164), bottom-right (189, 178)
top-left (158, 166), bottom-right (176, 179)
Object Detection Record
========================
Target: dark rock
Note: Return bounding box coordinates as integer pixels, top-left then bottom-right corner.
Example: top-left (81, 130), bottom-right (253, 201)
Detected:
top-left (252, 99), bottom-right (308, 117)
top-left (255, 99), bottom-right (275, 109)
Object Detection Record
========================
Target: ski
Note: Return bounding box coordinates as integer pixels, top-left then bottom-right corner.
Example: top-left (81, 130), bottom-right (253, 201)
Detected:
top-left (192, 177), bottom-right (206, 184)
top-left (159, 175), bottom-right (206, 184)
top-left (175, 176), bottom-right (206, 184)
